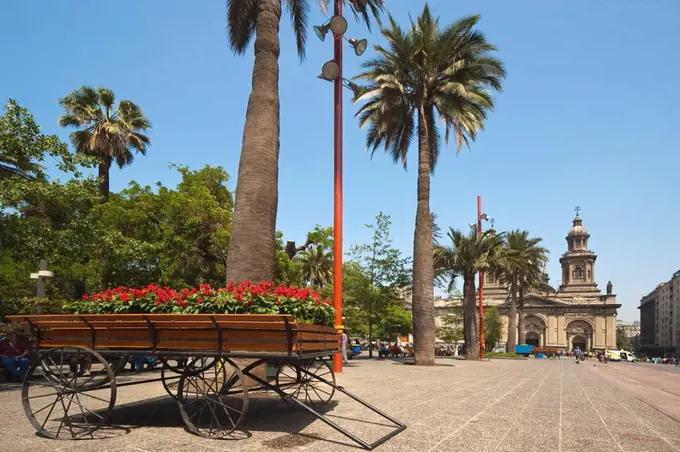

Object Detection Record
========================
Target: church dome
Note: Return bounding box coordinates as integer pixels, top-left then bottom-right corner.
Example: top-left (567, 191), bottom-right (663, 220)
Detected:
top-left (568, 216), bottom-right (588, 235)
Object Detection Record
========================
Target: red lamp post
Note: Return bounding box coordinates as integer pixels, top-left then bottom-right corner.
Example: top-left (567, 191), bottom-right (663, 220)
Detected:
top-left (314, 0), bottom-right (367, 374)
top-left (332, 0), bottom-right (344, 374)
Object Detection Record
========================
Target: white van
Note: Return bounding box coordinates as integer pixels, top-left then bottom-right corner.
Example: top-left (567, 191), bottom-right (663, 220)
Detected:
top-left (619, 350), bottom-right (638, 362)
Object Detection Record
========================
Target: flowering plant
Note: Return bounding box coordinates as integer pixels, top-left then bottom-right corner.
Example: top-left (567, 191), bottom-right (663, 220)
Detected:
top-left (64, 281), bottom-right (335, 326)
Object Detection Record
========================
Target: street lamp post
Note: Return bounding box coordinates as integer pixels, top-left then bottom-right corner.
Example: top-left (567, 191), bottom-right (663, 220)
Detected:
top-left (476, 196), bottom-right (492, 360)
top-left (332, 0), bottom-right (344, 375)
top-left (315, 0), bottom-right (368, 374)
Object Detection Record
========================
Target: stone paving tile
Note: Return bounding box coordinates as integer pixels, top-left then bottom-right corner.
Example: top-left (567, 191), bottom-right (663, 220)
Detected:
top-left (5, 358), bottom-right (680, 451)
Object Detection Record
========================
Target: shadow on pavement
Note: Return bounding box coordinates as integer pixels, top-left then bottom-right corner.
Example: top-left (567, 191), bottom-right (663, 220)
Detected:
top-left (98, 393), bottom-right (345, 447)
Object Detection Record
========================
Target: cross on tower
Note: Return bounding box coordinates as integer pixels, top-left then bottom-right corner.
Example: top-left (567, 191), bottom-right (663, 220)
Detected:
top-left (574, 206), bottom-right (581, 216)
top-left (489, 218), bottom-right (495, 228)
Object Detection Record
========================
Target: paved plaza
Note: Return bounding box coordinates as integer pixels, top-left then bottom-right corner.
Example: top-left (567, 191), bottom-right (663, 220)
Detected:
top-left (3, 358), bottom-right (680, 451)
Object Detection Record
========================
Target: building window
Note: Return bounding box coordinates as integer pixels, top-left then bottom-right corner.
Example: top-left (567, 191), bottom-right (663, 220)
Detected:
top-left (487, 273), bottom-right (496, 284)
top-left (572, 266), bottom-right (584, 279)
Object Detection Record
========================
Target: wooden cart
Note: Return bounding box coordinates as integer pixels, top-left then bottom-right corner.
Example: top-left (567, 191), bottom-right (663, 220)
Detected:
top-left (8, 314), bottom-right (405, 449)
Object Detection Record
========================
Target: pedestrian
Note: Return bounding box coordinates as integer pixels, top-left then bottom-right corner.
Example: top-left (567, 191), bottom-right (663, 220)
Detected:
top-left (341, 330), bottom-right (349, 364)
top-left (0, 333), bottom-right (32, 380)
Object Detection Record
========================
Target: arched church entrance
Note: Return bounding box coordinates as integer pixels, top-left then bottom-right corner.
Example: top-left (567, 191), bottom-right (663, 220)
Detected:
top-left (525, 315), bottom-right (547, 347)
top-left (571, 335), bottom-right (587, 351)
top-left (526, 332), bottom-right (540, 347)
top-left (566, 320), bottom-right (593, 351)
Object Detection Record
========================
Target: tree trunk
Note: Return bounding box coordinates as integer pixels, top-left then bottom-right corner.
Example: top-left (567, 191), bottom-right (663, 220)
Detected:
top-left (518, 284), bottom-right (526, 345)
top-left (226, 0), bottom-right (281, 284)
top-left (463, 275), bottom-right (479, 360)
top-left (368, 320), bottom-right (373, 358)
top-left (411, 105), bottom-right (435, 366)
top-left (506, 272), bottom-right (518, 353)
top-left (98, 158), bottom-right (111, 204)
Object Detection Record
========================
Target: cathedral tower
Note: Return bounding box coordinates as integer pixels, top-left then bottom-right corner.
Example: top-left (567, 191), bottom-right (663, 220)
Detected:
top-left (558, 207), bottom-right (601, 298)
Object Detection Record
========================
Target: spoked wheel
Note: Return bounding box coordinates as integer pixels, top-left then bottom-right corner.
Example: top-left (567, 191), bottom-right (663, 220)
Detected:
top-left (276, 359), bottom-right (336, 409)
top-left (39, 351), bottom-right (127, 391)
top-left (23, 347), bottom-right (116, 439)
top-left (160, 357), bottom-right (188, 399)
top-left (177, 357), bottom-right (248, 438)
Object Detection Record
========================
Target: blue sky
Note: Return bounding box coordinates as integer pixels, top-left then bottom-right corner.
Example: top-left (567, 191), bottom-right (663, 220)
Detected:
top-left (2, 0), bottom-right (679, 321)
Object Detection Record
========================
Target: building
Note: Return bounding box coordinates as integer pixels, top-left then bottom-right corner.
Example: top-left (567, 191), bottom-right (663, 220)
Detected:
top-left (638, 270), bottom-right (680, 354)
top-left (617, 320), bottom-right (641, 339)
top-left (403, 212), bottom-right (619, 351)
top-left (486, 213), bottom-right (619, 351)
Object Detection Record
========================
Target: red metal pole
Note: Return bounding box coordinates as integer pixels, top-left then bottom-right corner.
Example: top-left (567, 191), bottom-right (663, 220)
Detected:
top-left (332, 0), bottom-right (344, 374)
top-left (477, 195), bottom-right (484, 360)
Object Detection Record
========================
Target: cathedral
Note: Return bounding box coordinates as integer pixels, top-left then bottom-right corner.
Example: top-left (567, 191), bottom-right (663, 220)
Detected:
top-left (483, 211), bottom-right (619, 351)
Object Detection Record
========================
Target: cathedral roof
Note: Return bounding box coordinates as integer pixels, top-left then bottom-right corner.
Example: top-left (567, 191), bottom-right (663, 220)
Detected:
top-left (568, 215), bottom-right (588, 235)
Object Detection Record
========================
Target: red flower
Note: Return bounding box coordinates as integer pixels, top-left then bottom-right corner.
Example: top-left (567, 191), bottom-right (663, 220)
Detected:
top-left (196, 297), bottom-right (203, 304)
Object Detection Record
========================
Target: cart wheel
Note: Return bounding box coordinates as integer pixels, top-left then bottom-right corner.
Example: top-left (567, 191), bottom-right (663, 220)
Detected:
top-left (276, 359), bottom-right (336, 408)
top-left (23, 347), bottom-right (116, 439)
top-left (160, 359), bottom-right (186, 399)
top-left (177, 357), bottom-right (248, 438)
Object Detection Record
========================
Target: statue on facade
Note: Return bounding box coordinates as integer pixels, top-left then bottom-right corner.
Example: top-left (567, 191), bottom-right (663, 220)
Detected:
top-left (606, 281), bottom-right (613, 295)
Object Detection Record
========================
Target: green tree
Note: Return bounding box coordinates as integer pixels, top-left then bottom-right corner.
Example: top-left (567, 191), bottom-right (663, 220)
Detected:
top-left (484, 306), bottom-right (503, 351)
top-left (223, 0), bottom-right (384, 284)
top-left (0, 99), bottom-right (80, 180)
top-left (346, 212), bottom-right (411, 356)
top-left (58, 86), bottom-right (152, 203)
top-left (354, 5), bottom-right (505, 365)
top-left (616, 327), bottom-right (632, 351)
top-left (497, 230), bottom-right (548, 350)
top-left (299, 244), bottom-right (333, 287)
top-left (437, 303), bottom-right (463, 344)
top-left (434, 226), bottom-right (505, 360)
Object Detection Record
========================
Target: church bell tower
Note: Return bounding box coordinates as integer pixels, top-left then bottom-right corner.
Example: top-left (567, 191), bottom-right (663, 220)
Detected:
top-left (558, 207), bottom-right (601, 298)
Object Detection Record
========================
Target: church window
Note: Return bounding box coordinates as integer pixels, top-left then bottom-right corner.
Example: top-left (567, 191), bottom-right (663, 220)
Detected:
top-left (573, 266), bottom-right (584, 279)
top-left (487, 273), bottom-right (496, 283)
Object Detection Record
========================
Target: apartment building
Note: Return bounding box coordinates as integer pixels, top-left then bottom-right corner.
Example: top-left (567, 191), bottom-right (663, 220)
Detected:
top-left (639, 269), bottom-right (680, 353)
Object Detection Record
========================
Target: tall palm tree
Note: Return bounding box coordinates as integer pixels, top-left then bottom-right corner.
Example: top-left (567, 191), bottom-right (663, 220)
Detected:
top-left (58, 86), bottom-right (151, 203)
top-left (299, 244), bottom-right (333, 287)
top-left (434, 226), bottom-right (505, 359)
top-left (224, 0), bottom-right (384, 284)
top-left (354, 5), bottom-right (505, 365)
top-left (499, 230), bottom-right (548, 351)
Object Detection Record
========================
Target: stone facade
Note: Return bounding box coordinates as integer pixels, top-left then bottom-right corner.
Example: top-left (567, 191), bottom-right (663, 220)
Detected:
top-left (486, 214), bottom-right (619, 351)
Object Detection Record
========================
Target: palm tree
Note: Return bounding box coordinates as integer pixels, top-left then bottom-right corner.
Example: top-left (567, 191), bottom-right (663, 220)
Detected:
top-left (434, 226), bottom-right (504, 359)
top-left (58, 86), bottom-right (151, 203)
top-left (354, 5), bottom-right (505, 365)
top-left (499, 230), bottom-right (548, 351)
top-left (224, 0), bottom-right (384, 284)
top-left (299, 244), bottom-right (333, 287)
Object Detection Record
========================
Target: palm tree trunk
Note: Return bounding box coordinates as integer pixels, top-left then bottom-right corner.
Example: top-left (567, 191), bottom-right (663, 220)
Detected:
top-left (226, 0), bottom-right (281, 284)
top-left (506, 272), bottom-right (518, 353)
top-left (518, 284), bottom-right (526, 345)
top-left (463, 275), bottom-right (479, 360)
top-left (98, 158), bottom-right (111, 204)
top-left (411, 105), bottom-right (435, 366)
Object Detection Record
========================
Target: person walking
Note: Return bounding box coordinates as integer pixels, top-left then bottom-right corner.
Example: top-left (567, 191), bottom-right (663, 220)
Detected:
top-left (341, 330), bottom-right (349, 364)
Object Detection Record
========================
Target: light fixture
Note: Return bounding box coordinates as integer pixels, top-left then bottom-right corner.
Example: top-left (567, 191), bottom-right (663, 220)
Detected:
top-left (313, 15), bottom-right (348, 41)
top-left (480, 213), bottom-right (489, 221)
top-left (343, 79), bottom-right (364, 98)
top-left (347, 37), bottom-right (368, 56)
top-left (319, 60), bottom-right (340, 81)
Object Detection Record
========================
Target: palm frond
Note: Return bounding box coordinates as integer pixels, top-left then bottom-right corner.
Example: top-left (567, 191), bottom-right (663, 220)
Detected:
top-left (226, 0), bottom-right (258, 55)
top-left (286, 0), bottom-right (309, 61)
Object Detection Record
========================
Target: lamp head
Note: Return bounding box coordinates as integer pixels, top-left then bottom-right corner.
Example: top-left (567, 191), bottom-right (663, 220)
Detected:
top-left (320, 60), bottom-right (340, 81)
top-left (313, 24), bottom-right (329, 41)
top-left (348, 37), bottom-right (368, 56)
top-left (329, 15), bottom-right (348, 36)
top-left (343, 79), bottom-right (364, 99)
